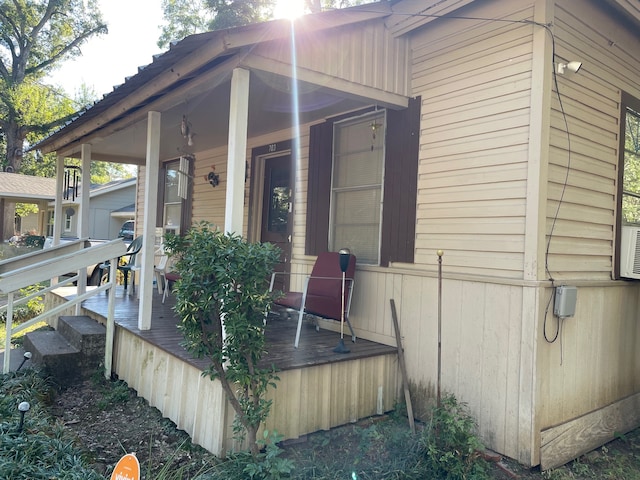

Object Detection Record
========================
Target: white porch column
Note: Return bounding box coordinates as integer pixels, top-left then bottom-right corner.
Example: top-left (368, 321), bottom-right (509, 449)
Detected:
top-left (53, 155), bottom-right (65, 246)
top-left (225, 67), bottom-right (250, 236)
top-left (78, 144), bottom-right (91, 239)
top-left (138, 111), bottom-right (161, 330)
top-left (76, 144), bottom-right (91, 302)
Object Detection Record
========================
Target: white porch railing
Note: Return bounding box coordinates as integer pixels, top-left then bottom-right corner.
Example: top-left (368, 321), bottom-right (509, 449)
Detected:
top-left (0, 238), bottom-right (127, 377)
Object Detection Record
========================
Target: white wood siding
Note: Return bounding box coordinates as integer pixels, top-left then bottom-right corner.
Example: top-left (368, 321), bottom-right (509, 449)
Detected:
top-left (411, 1), bottom-right (536, 279)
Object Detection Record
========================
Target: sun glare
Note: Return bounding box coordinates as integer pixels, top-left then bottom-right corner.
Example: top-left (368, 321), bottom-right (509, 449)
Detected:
top-left (274, 0), bottom-right (305, 20)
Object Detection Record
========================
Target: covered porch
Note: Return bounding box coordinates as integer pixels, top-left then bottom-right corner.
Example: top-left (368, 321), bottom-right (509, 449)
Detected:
top-left (46, 287), bottom-right (399, 456)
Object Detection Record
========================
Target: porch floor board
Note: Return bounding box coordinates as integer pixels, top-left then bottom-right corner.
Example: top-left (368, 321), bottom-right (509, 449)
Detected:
top-left (77, 287), bottom-right (396, 373)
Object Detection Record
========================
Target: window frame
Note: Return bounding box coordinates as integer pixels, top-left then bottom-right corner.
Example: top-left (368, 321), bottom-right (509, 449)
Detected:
top-left (329, 110), bottom-right (386, 265)
top-left (157, 157), bottom-right (193, 237)
top-left (616, 91), bottom-right (640, 278)
top-left (305, 97), bottom-right (420, 266)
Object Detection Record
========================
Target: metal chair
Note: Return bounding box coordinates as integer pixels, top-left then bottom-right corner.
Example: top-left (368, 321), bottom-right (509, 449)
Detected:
top-left (270, 251), bottom-right (356, 348)
top-left (100, 235), bottom-right (143, 294)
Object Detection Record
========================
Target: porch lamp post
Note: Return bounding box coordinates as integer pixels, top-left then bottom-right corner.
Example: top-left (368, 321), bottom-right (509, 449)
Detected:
top-left (17, 401), bottom-right (30, 433)
top-left (333, 248), bottom-right (351, 354)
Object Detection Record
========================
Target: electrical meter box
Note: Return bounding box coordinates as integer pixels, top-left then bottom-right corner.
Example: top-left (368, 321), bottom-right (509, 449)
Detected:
top-left (554, 285), bottom-right (577, 318)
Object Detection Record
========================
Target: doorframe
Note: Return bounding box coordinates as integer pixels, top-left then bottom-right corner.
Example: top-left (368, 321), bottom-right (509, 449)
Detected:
top-left (247, 140), bottom-right (293, 243)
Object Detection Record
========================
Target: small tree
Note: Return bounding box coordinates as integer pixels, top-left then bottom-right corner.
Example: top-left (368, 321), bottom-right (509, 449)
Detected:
top-left (164, 222), bottom-right (281, 457)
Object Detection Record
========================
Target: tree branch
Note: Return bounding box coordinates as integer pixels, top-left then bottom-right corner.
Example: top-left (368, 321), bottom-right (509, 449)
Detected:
top-left (26, 24), bottom-right (107, 75)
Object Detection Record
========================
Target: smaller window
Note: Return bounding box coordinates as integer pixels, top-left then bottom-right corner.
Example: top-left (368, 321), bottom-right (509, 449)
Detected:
top-left (64, 212), bottom-right (73, 232)
top-left (623, 104), bottom-right (640, 225)
top-left (47, 211), bottom-right (54, 237)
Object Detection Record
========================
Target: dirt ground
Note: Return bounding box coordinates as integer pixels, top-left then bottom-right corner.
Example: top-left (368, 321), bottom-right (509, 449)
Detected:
top-left (51, 377), bottom-right (640, 479)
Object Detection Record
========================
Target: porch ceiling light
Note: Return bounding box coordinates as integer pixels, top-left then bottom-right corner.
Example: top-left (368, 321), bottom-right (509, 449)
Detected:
top-left (557, 61), bottom-right (582, 75)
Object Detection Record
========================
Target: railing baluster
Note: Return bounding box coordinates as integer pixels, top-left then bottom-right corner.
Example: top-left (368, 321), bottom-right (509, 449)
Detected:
top-left (104, 257), bottom-right (119, 380)
top-left (3, 292), bottom-right (14, 374)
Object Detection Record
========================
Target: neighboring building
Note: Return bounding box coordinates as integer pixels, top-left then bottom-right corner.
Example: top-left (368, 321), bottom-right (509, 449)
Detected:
top-left (34, 0), bottom-right (640, 470)
top-left (0, 172), bottom-right (56, 239)
top-left (44, 178), bottom-right (136, 240)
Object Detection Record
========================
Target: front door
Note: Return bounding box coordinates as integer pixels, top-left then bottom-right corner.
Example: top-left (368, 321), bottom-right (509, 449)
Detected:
top-left (261, 155), bottom-right (292, 292)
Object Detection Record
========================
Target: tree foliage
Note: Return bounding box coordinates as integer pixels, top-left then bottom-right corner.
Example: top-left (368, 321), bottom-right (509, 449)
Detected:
top-left (158, 0), bottom-right (367, 48)
top-left (0, 0), bottom-right (106, 172)
top-left (164, 223), bottom-right (281, 457)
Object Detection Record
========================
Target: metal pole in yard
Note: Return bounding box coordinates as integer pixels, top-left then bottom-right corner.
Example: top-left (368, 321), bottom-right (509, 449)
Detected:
top-left (436, 250), bottom-right (443, 410)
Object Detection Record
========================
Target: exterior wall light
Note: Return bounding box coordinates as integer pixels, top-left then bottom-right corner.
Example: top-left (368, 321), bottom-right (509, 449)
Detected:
top-left (557, 61), bottom-right (582, 74)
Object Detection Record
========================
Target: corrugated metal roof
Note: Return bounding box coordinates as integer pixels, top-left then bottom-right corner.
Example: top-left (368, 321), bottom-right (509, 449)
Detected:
top-left (34, 2), bottom-right (393, 154)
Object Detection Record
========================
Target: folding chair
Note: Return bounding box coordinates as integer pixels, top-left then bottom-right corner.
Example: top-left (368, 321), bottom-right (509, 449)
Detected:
top-left (270, 251), bottom-right (356, 348)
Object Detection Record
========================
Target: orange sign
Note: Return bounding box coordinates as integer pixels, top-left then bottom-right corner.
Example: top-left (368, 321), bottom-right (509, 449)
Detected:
top-left (110, 453), bottom-right (140, 480)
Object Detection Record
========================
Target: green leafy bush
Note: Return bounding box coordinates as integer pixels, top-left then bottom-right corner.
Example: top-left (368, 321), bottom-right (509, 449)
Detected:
top-left (164, 223), bottom-right (282, 457)
top-left (416, 394), bottom-right (489, 480)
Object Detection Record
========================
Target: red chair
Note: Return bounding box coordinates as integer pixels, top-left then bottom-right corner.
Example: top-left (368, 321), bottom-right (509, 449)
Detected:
top-left (270, 251), bottom-right (356, 348)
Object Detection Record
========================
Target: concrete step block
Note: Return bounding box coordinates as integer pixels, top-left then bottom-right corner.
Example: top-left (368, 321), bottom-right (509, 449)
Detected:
top-left (23, 330), bottom-right (81, 385)
top-left (57, 315), bottom-right (106, 358)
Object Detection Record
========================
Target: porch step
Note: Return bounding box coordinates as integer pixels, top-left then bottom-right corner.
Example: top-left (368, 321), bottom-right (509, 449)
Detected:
top-left (22, 315), bottom-right (106, 385)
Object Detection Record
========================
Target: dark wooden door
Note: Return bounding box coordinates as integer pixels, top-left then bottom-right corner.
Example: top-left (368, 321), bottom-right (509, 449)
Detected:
top-left (261, 155), bottom-right (292, 292)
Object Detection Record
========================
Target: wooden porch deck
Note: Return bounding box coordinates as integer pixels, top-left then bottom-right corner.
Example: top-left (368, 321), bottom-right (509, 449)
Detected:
top-left (75, 286), bottom-right (397, 372)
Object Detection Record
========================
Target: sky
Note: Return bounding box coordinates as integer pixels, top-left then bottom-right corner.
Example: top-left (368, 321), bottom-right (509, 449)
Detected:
top-left (49, 0), bottom-right (299, 99)
top-left (49, 0), bottom-right (164, 98)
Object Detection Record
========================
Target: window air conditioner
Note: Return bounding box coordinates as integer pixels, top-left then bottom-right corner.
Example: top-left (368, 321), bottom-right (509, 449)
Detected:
top-left (620, 225), bottom-right (640, 279)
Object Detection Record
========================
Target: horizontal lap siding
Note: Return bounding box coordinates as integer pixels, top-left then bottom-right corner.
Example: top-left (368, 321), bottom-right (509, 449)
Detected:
top-left (412, 2), bottom-right (535, 279)
top-left (546, 0), bottom-right (640, 280)
top-left (537, 0), bottom-right (640, 445)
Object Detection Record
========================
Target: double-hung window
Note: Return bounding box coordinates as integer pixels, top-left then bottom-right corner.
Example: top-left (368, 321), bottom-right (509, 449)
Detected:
top-left (330, 112), bottom-right (385, 264)
top-left (158, 157), bottom-right (192, 236)
top-left (306, 97), bottom-right (421, 266)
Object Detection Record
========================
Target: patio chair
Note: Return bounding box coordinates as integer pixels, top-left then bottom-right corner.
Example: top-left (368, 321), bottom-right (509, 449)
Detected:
top-left (154, 253), bottom-right (180, 303)
top-left (270, 251), bottom-right (357, 348)
top-left (100, 235), bottom-right (143, 294)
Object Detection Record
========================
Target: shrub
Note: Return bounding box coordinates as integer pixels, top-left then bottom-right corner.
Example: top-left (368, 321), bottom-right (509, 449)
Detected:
top-left (164, 223), bottom-right (282, 457)
top-left (416, 394), bottom-right (489, 480)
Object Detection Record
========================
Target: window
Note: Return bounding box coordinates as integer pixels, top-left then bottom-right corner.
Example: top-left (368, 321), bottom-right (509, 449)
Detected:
top-left (47, 211), bottom-right (54, 237)
top-left (330, 111), bottom-right (385, 264)
top-left (622, 95), bottom-right (640, 225)
top-left (158, 157), bottom-right (192, 236)
top-left (306, 97), bottom-right (421, 266)
top-left (64, 211), bottom-right (73, 232)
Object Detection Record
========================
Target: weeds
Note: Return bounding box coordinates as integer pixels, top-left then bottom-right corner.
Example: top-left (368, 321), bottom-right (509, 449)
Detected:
top-left (90, 366), bottom-right (133, 409)
top-left (416, 394), bottom-right (490, 480)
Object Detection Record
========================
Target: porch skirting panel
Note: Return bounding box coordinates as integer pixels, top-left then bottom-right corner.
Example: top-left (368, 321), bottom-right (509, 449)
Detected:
top-left (112, 327), bottom-right (398, 456)
top-left (112, 327), bottom-right (230, 455)
top-left (264, 353), bottom-right (399, 440)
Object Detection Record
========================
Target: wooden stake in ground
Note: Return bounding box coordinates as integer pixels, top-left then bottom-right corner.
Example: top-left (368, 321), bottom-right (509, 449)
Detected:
top-left (390, 299), bottom-right (415, 434)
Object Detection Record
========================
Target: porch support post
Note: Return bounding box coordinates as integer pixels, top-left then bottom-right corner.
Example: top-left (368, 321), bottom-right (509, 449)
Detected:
top-left (53, 155), bottom-right (64, 246)
top-left (78, 144), bottom-right (91, 240)
top-left (138, 111), bottom-right (161, 330)
top-left (224, 67), bottom-right (249, 236)
top-left (37, 201), bottom-right (47, 237)
top-left (76, 144), bottom-right (91, 305)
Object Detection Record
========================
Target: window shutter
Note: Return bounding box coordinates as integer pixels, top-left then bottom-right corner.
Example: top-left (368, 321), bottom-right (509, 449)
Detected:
top-left (305, 121), bottom-right (333, 255)
top-left (380, 96), bottom-right (420, 266)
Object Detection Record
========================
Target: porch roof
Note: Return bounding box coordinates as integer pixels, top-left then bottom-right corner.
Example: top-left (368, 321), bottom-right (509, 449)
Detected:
top-left (34, 1), bottom-right (398, 164)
